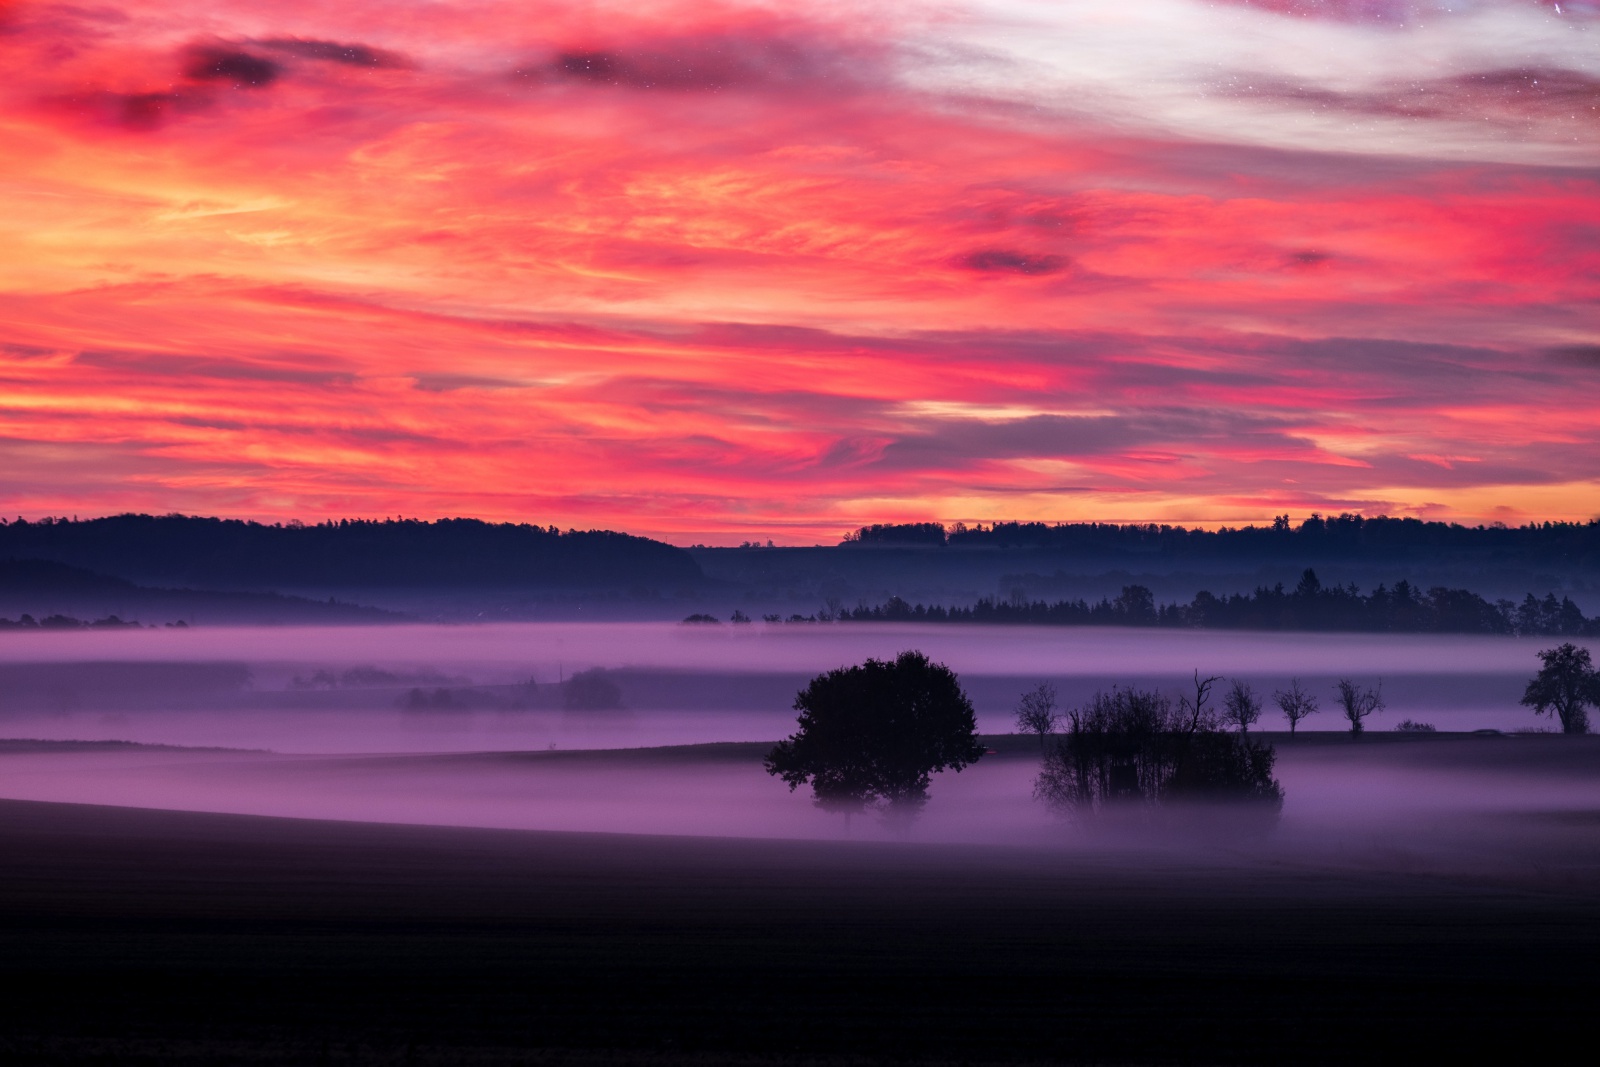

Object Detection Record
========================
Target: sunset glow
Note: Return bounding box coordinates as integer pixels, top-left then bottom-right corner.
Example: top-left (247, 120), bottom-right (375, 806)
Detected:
top-left (2, 0), bottom-right (1597, 540)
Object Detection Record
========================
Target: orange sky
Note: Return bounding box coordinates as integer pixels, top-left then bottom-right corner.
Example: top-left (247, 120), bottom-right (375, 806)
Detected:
top-left (1, 0), bottom-right (1597, 543)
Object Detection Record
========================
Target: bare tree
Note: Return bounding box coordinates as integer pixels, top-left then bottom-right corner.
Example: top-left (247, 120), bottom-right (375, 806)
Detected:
top-left (1273, 679), bottom-right (1319, 734)
top-left (1178, 670), bottom-right (1223, 733)
top-left (1222, 679), bottom-right (1261, 733)
top-left (1014, 682), bottom-right (1059, 751)
top-left (1333, 679), bottom-right (1384, 736)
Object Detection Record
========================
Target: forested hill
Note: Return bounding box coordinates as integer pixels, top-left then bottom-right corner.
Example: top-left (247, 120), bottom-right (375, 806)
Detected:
top-left (0, 515), bottom-right (703, 591)
top-left (845, 514), bottom-right (1600, 569)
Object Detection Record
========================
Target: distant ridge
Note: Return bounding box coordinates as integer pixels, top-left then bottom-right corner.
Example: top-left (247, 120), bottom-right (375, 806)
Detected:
top-left (0, 515), bottom-right (704, 592)
top-left (0, 558), bottom-right (137, 593)
top-left (0, 558), bottom-right (404, 625)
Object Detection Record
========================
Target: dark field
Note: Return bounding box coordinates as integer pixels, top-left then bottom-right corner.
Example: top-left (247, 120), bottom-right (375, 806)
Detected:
top-left (3, 781), bottom-right (1598, 1066)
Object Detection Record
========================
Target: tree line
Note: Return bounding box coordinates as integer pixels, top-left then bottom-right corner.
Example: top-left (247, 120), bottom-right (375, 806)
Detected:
top-left (843, 513), bottom-right (1600, 570)
top-left (0, 613), bottom-right (147, 630)
top-left (831, 569), bottom-right (1597, 636)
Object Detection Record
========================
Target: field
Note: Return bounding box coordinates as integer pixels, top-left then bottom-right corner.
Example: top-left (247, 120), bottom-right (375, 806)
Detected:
top-left (2, 624), bottom-right (1597, 1063)
top-left (2, 733), bottom-right (1599, 1065)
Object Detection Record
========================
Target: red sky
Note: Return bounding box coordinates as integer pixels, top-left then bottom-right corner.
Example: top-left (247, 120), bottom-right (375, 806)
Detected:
top-left (1, 0), bottom-right (1596, 543)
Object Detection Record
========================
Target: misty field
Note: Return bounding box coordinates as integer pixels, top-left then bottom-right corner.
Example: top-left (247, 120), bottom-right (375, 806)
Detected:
top-left (2, 622), bottom-right (1597, 1064)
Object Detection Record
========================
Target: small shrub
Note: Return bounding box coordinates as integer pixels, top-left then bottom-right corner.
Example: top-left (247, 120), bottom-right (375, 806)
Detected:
top-left (1394, 719), bottom-right (1437, 733)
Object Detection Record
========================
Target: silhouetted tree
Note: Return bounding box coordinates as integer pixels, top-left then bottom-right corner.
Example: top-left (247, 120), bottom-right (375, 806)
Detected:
top-left (1015, 682), bottom-right (1059, 751)
top-left (1222, 680), bottom-right (1261, 733)
top-left (563, 668), bottom-right (624, 711)
top-left (1334, 678), bottom-right (1384, 736)
top-left (1294, 568), bottom-right (1322, 598)
top-left (1273, 679), bottom-right (1318, 734)
top-left (765, 650), bottom-right (984, 818)
top-left (1520, 643), bottom-right (1599, 735)
top-left (1112, 584), bottom-right (1157, 625)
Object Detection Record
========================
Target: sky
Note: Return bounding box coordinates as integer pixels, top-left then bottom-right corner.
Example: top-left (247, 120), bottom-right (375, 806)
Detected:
top-left (0, 0), bottom-right (1596, 544)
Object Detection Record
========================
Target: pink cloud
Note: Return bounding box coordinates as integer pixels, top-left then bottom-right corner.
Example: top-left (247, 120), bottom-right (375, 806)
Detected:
top-left (0, 0), bottom-right (1595, 538)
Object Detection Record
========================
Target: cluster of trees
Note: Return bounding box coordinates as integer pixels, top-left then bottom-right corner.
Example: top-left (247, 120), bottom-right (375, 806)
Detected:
top-left (763, 643), bottom-right (1597, 832)
top-left (562, 667), bottom-right (625, 711)
top-left (764, 656), bottom-right (1294, 832)
top-left (0, 613), bottom-right (146, 630)
top-left (839, 514), bottom-right (1600, 570)
top-left (292, 666), bottom-right (465, 689)
top-left (842, 523), bottom-right (949, 547)
top-left (0, 514), bottom-right (702, 589)
top-left (1030, 676), bottom-right (1283, 823)
top-left (393, 667), bottom-right (628, 714)
top-left (835, 570), bottom-right (1598, 636)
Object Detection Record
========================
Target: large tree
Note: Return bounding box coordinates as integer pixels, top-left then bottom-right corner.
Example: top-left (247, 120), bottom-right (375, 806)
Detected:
top-left (765, 650), bottom-right (985, 816)
top-left (1521, 643), bottom-right (1599, 735)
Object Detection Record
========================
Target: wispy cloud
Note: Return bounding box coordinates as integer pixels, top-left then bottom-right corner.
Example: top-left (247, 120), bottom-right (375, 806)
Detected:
top-left (0, 0), bottom-right (1594, 538)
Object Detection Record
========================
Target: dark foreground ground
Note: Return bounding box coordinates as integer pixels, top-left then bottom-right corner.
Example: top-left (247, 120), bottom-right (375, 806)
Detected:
top-left (2, 797), bottom-right (1597, 1066)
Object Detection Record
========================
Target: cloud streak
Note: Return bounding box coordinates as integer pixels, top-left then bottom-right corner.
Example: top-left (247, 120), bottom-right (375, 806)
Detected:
top-left (0, 0), bottom-right (1594, 539)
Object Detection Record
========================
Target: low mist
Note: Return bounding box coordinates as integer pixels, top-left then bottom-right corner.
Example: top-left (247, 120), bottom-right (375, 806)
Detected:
top-left (1, 622), bottom-right (1595, 889)
top-left (0, 622), bottom-right (1561, 751)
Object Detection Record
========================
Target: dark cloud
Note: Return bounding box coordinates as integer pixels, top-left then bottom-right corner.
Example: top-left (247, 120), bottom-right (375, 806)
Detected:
top-left (51, 87), bottom-right (211, 131)
top-left (2, 342), bottom-right (57, 358)
top-left (518, 31), bottom-right (877, 94)
top-left (1454, 67), bottom-right (1600, 104)
top-left (411, 374), bottom-right (526, 392)
top-left (115, 90), bottom-right (200, 129)
top-left (1212, 1), bottom-right (1490, 25)
top-left (1287, 250), bottom-right (1331, 267)
top-left (817, 435), bottom-right (892, 470)
top-left (1228, 65), bottom-right (1600, 122)
top-left (182, 47), bottom-right (282, 89)
top-left (259, 38), bottom-right (407, 69)
top-left (564, 375), bottom-right (893, 437)
top-left (867, 409), bottom-right (1304, 473)
top-left (555, 52), bottom-right (622, 84)
top-left (74, 350), bottom-right (353, 386)
top-left (1547, 345), bottom-right (1600, 368)
top-left (956, 250), bottom-right (1068, 275)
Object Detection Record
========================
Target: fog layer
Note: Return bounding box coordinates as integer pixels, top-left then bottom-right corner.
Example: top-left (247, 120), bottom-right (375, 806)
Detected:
top-left (0, 622), bottom-right (1569, 752)
top-left (3, 622), bottom-right (1595, 889)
